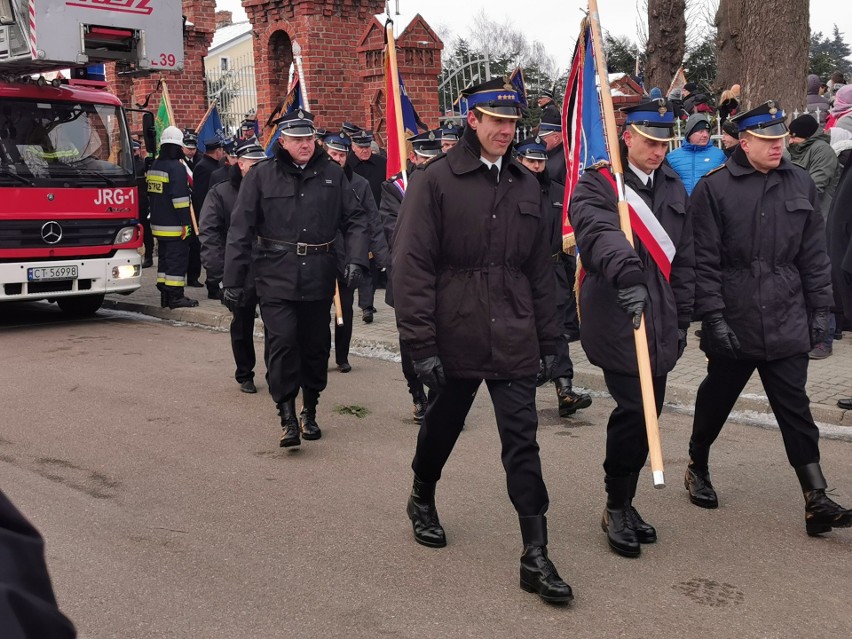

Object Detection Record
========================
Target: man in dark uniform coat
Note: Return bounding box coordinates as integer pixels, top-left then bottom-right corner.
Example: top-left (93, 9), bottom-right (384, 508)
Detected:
top-left (324, 132), bottom-right (390, 373)
top-left (0, 491), bottom-right (77, 638)
top-left (208, 137), bottom-right (237, 191)
top-left (132, 140), bottom-right (154, 268)
top-left (200, 139), bottom-right (268, 393)
top-left (515, 136), bottom-right (592, 418)
top-left (188, 137), bottom-right (224, 287)
top-left (393, 78), bottom-right (573, 604)
top-left (148, 126), bottom-right (199, 309)
top-left (537, 88), bottom-right (561, 125)
top-left (223, 110), bottom-right (369, 448)
top-left (181, 130), bottom-right (198, 169)
top-left (378, 130), bottom-right (442, 424)
top-left (539, 111), bottom-right (567, 197)
top-left (828, 151), bottom-right (852, 409)
top-left (346, 128), bottom-right (387, 322)
top-left (570, 99), bottom-right (695, 558)
top-left (685, 101), bottom-right (851, 536)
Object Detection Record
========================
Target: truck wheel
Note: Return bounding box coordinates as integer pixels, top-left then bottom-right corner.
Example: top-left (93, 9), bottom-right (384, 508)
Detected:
top-left (56, 294), bottom-right (105, 317)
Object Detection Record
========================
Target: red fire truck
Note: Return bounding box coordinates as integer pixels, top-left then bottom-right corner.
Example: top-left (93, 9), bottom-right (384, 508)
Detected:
top-left (0, 0), bottom-right (183, 315)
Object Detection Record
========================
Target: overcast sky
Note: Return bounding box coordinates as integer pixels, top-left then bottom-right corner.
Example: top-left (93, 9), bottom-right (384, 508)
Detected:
top-left (216, 0), bottom-right (849, 72)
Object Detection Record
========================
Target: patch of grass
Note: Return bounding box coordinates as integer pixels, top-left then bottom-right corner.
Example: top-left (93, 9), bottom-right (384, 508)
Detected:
top-left (333, 404), bottom-right (370, 419)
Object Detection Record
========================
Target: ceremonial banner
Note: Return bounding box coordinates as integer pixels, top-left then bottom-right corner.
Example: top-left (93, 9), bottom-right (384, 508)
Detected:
top-left (264, 77), bottom-right (302, 157)
top-left (154, 81), bottom-right (174, 149)
top-left (384, 19), bottom-right (408, 183)
top-left (195, 104), bottom-right (224, 153)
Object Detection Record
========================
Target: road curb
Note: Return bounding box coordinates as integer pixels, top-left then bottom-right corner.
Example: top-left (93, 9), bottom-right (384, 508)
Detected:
top-left (103, 297), bottom-right (852, 430)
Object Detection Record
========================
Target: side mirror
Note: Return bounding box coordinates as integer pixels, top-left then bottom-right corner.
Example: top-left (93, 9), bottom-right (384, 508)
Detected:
top-left (142, 112), bottom-right (156, 153)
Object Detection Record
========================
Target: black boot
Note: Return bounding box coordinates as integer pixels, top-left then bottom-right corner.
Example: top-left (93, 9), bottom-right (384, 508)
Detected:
top-left (412, 390), bottom-right (427, 425)
top-left (795, 463), bottom-right (852, 536)
top-left (627, 472), bottom-right (657, 544)
top-left (518, 515), bottom-right (573, 604)
top-left (554, 377), bottom-right (592, 418)
top-left (601, 475), bottom-right (640, 557)
top-left (684, 445), bottom-right (718, 509)
top-left (156, 282), bottom-right (168, 308)
top-left (299, 389), bottom-right (322, 441)
top-left (167, 288), bottom-right (199, 309)
top-left (278, 399), bottom-right (300, 448)
top-left (406, 476), bottom-right (446, 548)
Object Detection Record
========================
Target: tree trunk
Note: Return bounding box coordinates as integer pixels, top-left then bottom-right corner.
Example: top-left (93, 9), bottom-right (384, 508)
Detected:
top-left (645, 0), bottom-right (686, 92)
top-left (714, 0), bottom-right (743, 94)
top-left (716, 0), bottom-right (809, 113)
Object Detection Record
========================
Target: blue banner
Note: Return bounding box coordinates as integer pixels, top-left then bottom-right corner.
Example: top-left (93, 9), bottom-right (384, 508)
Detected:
top-left (196, 105), bottom-right (224, 153)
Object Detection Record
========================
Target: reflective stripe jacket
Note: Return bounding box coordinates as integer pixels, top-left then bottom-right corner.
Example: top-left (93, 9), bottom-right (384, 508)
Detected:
top-left (147, 157), bottom-right (192, 239)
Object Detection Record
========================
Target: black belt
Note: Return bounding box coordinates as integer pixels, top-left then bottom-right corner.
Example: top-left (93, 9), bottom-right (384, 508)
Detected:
top-left (257, 236), bottom-right (335, 255)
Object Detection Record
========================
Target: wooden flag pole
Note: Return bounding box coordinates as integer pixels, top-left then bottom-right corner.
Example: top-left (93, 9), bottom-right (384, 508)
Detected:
top-left (588, 0), bottom-right (666, 488)
top-left (385, 21), bottom-right (409, 190)
top-left (334, 281), bottom-right (344, 327)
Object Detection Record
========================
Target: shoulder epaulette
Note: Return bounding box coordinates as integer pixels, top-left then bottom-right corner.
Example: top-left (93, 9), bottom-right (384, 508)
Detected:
top-left (587, 160), bottom-right (611, 171)
top-left (704, 163), bottom-right (727, 177)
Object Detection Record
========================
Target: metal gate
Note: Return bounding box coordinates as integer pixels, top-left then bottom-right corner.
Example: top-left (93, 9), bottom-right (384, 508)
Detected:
top-left (204, 52), bottom-right (257, 137)
top-left (438, 52), bottom-right (491, 120)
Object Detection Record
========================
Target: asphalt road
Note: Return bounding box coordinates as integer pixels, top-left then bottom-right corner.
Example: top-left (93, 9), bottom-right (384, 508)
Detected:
top-left (1, 303), bottom-right (851, 638)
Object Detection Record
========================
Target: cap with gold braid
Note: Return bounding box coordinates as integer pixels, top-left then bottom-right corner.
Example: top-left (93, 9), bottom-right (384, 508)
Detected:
top-left (621, 98), bottom-right (676, 142)
top-left (460, 77), bottom-right (523, 120)
top-left (730, 100), bottom-right (789, 139)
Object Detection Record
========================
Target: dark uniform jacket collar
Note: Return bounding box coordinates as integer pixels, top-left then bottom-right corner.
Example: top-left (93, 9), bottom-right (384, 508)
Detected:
top-left (447, 123), bottom-right (525, 178)
top-left (274, 144), bottom-right (325, 174)
top-left (727, 144), bottom-right (795, 177)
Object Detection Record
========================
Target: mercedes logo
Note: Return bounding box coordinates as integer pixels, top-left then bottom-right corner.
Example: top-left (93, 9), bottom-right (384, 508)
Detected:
top-left (41, 221), bottom-right (63, 245)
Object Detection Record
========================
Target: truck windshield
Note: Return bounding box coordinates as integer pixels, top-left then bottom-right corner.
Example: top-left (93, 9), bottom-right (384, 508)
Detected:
top-left (0, 98), bottom-right (133, 185)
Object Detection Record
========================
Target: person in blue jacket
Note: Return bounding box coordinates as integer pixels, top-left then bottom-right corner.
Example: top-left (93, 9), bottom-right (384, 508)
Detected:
top-left (667, 113), bottom-right (726, 195)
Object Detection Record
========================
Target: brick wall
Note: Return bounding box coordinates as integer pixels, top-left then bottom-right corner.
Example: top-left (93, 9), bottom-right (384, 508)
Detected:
top-left (244, 1), bottom-right (442, 146)
top-left (106, 0), bottom-right (216, 135)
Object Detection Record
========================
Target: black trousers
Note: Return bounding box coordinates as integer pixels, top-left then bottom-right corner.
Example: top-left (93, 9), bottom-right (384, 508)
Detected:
top-left (412, 376), bottom-right (549, 517)
top-left (333, 275), bottom-right (355, 365)
top-left (602, 371), bottom-right (667, 477)
top-left (259, 298), bottom-right (331, 404)
top-left (231, 289), bottom-right (263, 382)
top-left (690, 354), bottom-right (820, 468)
top-left (399, 338), bottom-right (425, 399)
top-left (187, 234), bottom-right (202, 283)
top-left (552, 261), bottom-right (575, 380)
top-left (357, 260), bottom-right (379, 310)
top-left (563, 256), bottom-right (579, 340)
top-left (141, 214), bottom-right (153, 260)
top-left (155, 238), bottom-right (189, 289)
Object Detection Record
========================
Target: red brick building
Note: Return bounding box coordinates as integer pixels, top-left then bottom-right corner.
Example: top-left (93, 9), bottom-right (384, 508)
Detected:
top-left (109, 0), bottom-right (443, 145)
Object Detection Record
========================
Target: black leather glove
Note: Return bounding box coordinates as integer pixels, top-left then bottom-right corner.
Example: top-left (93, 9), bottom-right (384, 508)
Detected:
top-left (702, 311), bottom-right (740, 358)
top-left (344, 263), bottom-right (365, 288)
top-left (413, 356), bottom-right (446, 390)
top-left (810, 308), bottom-right (831, 346)
top-left (536, 354), bottom-right (556, 387)
top-left (221, 287), bottom-right (244, 313)
top-left (677, 327), bottom-right (688, 359)
top-left (616, 283), bottom-right (649, 330)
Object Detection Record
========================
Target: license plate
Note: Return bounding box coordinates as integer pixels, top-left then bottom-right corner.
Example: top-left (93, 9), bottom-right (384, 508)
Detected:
top-left (27, 265), bottom-right (79, 282)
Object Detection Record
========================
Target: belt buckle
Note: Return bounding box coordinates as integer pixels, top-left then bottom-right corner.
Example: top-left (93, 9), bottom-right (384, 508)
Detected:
top-left (296, 242), bottom-right (308, 256)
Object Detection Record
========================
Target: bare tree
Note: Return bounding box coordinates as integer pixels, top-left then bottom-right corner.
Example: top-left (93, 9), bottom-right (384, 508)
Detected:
top-left (645, 0), bottom-right (687, 91)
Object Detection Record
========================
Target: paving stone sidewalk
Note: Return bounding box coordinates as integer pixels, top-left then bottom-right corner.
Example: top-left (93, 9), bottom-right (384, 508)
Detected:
top-left (105, 267), bottom-right (852, 427)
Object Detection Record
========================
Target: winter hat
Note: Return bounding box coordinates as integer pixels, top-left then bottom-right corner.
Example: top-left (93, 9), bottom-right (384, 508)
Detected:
top-left (683, 82), bottom-right (698, 93)
top-left (830, 84), bottom-right (852, 116)
top-left (721, 120), bottom-right (739, 139)
top-left (684, 112), bottom-right (711, 139)
top-left (789, 114), bottom-right (819, 139)
top-left (648, 87), bottom-right (663, 100)
top-left (807, 74), bottom-right (822, 95)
